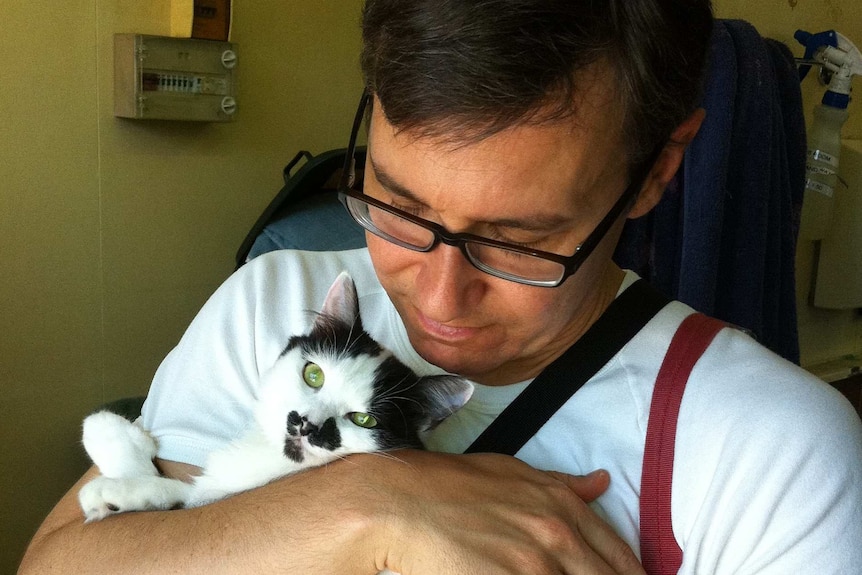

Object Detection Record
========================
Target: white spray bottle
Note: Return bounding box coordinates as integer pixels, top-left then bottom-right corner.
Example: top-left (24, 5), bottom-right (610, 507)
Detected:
top-left (795, 29), bottom-right (862, 240)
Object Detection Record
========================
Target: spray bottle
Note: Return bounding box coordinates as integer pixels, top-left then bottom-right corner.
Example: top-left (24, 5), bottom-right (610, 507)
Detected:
top-left (795, 29), bottom-right (862, 240)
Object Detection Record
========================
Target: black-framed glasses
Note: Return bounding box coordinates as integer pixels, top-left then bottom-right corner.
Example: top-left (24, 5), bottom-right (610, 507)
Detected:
top-left (338, 90), bottom-right (659, 288)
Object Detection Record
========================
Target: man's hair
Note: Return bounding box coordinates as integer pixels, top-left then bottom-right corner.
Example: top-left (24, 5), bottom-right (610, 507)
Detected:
top-left (361, 0), bottom-right (713, 173)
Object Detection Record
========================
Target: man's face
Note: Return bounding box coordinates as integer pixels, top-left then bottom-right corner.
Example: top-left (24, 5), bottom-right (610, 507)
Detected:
top-left (364, 78), bottom-right (632, 385)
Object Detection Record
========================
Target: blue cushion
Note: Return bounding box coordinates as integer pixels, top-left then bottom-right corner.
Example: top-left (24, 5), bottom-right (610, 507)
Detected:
top-left (247, 193), bottom-right (367, 260)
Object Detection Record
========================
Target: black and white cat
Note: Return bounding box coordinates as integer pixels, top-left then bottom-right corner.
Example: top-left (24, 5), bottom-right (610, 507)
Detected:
top-left (79, 271), bottom-right (473, 522)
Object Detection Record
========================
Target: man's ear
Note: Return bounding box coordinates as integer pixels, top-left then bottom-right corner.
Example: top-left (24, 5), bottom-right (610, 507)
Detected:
top-left (628, 108), bottom-right (706, 219)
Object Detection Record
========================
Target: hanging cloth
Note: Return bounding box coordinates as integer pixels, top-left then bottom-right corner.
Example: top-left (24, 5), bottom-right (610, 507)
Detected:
top-left (615, 19), bottom-right (806, 364)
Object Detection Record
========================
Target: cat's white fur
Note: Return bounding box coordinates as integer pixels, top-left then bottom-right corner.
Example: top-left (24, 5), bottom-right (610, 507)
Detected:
top-left (78, 272), bottom-right (472, 524)
top-left (78, 412), bottom-right (192, 521)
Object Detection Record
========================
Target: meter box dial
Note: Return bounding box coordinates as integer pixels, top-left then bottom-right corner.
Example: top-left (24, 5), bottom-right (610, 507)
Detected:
top-left (114, 34), bottom-right (237, 122)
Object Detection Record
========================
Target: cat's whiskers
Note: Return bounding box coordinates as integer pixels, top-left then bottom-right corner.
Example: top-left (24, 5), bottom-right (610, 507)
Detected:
top-left (366, 450), bottom-right (417, 467)
top-left (376, 373), bottom-right (423, 400)
top-left (320, 452), bottom-right (360, 468)
top-left (379, 393), bottom-right (424, 414)
top-left (342, 324), bottom-right (370, 360)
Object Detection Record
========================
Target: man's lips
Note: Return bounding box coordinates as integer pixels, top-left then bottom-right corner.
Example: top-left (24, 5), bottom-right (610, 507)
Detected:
top-left (414, 308), bottom-right (481, 343)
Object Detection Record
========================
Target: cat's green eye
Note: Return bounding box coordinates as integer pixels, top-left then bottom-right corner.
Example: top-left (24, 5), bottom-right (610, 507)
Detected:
top-left (303, 362), bottom-right (325, 388)
top-left (349, 412), bottom-right (378, 428)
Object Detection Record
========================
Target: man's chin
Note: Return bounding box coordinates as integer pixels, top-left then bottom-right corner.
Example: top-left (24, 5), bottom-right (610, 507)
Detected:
top-left (399, 308), bottom-right (505, 378)
top-left (412, 339), bottom-right (463, 369)
top-left (409, 336), bottom-right (496, 380)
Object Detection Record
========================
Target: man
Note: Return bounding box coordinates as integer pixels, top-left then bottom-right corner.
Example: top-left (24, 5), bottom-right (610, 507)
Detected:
top-left (20, 1), bottom-right (862, 573)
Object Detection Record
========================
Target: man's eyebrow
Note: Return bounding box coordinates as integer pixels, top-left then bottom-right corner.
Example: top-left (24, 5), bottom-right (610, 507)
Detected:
top-left (368, 153), bottom-right (425, 205)
top-left (368, 153), bottom-right (572, 233)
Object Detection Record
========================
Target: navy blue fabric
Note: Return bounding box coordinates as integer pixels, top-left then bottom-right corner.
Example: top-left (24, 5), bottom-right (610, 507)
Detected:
top-left (247, 193), bottom-right (366, 260)
top-left (615, 20), bottom-right (806, 363)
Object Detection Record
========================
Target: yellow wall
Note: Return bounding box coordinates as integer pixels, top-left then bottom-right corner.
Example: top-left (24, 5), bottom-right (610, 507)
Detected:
top-left (714, 0), bottom-right (862, 138)
top-left (3, 0), bottom-right (861, 572)
top-left (1, 0), bottom-right (364, 571)
top-left (711, 0), bottom-right (862, 368)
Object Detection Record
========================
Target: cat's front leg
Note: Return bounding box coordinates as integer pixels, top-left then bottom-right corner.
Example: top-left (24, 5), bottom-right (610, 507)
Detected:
top-left (82, 411), bottom-right (159, 478)
top-left (78, 475), bottom-right (192, 522)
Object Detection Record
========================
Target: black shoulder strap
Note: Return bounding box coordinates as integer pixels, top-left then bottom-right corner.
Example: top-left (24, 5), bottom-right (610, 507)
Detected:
top-left (465, 279), bottom-right (670, 455)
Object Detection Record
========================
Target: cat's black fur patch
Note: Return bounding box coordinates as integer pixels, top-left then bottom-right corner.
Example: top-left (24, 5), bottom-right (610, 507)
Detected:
top-left (283, 438), bottom-right (304, 463)
top-left (307, 417), bottom-right (342, 450)
top-left (369, 356), bottom-right (435, 451)
top-left (284, 410), bottom-right (343, 461)
top-left (281, 313), bottom-right (382, 360)
top-left (287, 410), bottom-right (303, 432)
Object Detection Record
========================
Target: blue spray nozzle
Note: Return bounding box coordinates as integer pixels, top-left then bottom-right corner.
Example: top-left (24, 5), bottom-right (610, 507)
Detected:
top-left (795, 29), bottom-right (839, 81)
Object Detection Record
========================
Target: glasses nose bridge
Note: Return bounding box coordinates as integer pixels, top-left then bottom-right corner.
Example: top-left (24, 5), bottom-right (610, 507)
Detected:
top-left (420, 226), bottom-right (487, 287)
top-left (428, 225), bottom-right (474, 261)
top-left (427, 226), bottom-right (481, 269)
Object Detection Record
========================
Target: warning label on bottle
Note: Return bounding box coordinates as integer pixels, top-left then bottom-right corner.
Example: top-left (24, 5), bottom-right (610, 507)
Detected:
top-left (807, 149), bottom-right (838, 167)
top-left (805, 178), bottom-right (835, 198)
top-left (805, 163), bottom-right (836, 177)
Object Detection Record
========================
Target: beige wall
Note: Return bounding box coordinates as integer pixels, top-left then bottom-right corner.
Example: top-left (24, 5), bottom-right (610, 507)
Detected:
top-left (1, 1), bottom-right (364, 571)
top-left (2, 0), bottom-right (861, 572)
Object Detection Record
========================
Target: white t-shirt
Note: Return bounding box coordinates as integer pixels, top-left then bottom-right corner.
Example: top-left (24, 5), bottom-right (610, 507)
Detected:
top-left (142, 248), bottom-right (862, 573)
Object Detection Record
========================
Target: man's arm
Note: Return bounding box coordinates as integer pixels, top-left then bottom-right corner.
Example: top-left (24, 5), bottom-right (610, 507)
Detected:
top-left (19, 462), bottom-right (374, 575)
top-left (19, 451), bottom-right (644, 575)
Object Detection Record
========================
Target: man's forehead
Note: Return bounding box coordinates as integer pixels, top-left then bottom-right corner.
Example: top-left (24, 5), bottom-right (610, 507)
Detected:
top-left (366, 150), bottom-right (575, 233)
top-left (370, 60), bottom-right (624, 149)
top-left (367, 84), bottom-right (628, 209)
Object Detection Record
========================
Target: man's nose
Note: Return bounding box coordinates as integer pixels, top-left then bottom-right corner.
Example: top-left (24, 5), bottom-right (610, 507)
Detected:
top-left (416, 242), bottom-right (484, 321)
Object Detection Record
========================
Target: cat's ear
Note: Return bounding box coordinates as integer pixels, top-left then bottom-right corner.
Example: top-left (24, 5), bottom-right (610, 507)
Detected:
top-left (417, 376), bottom-right (474, 431)
top-left (317, 271), bottom-right (360, 328)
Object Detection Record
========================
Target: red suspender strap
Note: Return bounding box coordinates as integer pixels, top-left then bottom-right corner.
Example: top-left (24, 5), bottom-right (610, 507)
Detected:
top-left (640, 313), bottom-right (726, 575)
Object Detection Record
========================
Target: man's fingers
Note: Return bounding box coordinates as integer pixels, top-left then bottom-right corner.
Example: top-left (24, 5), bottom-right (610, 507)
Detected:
top-left (546, 468), bottom-right (646, 574)
top-left (546, 469), bottom-right (611, 503)
top-left (574, 506), bottom-right (647, 575)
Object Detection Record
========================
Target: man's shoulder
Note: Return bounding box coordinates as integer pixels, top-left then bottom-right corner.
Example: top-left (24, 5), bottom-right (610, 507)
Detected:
top-left (229, 248), bottom-right (382, 303)
top-left (663, 308), bottom-right (862, 572)
top-left (638, 305), bottom-right (862, 489)
top-left (236, 248), bottom-right (411, 358)
top-left (617, 299), bottom-right (859, 441)
top-left (240, 248), bottom-right (375, 284)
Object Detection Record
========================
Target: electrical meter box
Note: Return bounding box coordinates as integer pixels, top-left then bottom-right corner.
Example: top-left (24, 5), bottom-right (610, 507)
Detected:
top-left (114, 34), bottom-right (237, 122)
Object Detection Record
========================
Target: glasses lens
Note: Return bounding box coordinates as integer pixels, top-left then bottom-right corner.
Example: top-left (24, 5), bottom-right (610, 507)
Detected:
top-left (465, 243), bottom-right (566, 286)
top-left (343, 192), bottom-right (566, 287)
top-left (346, 195), bottom-right (436, 250)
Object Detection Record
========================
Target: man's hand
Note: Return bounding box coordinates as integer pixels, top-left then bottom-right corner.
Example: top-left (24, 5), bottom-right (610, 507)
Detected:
top-left (352, 450), bottom-right (645, 574)
top-left (20, 452), bottom-right (643, 575)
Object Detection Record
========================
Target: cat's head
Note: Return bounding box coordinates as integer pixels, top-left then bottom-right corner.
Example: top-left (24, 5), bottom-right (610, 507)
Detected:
top-left (255, 272), bottom-right (473, 466)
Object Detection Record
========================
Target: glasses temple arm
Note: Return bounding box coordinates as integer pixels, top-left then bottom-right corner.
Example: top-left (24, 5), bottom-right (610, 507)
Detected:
top-left (341, 90), bottom-right (371, 188)
top-left (569, 147), bottom-right (664, 267)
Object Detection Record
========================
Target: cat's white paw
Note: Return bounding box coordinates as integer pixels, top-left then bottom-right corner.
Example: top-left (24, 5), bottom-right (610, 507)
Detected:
top-left (78, 475), bottom-right (191, 522)
top-left (82, 411), bottom-right (159, 478)
top-left (78, 476), bottom-right (129, 522)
